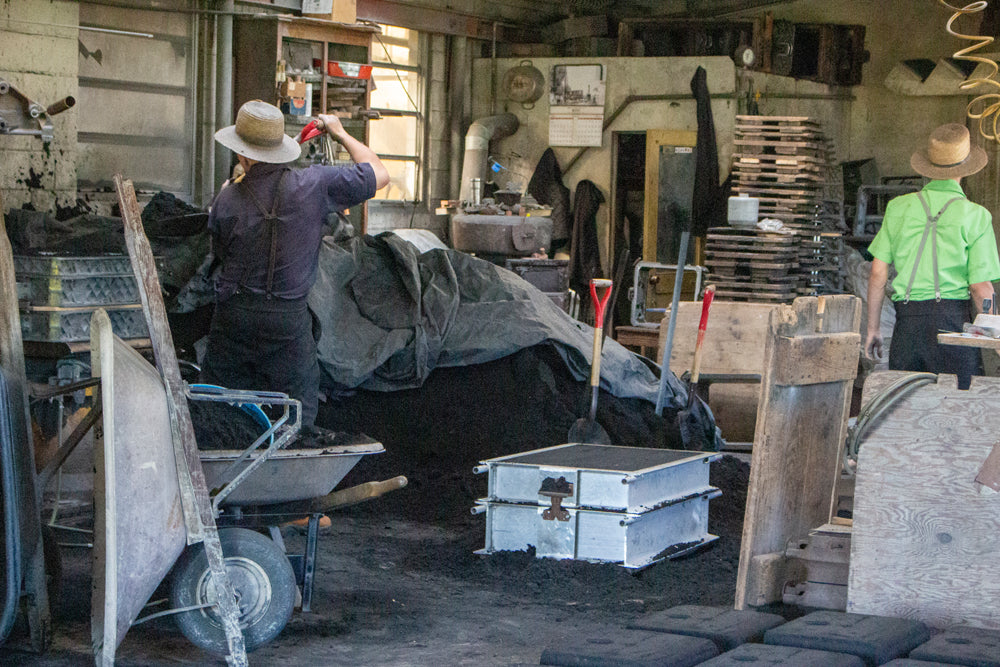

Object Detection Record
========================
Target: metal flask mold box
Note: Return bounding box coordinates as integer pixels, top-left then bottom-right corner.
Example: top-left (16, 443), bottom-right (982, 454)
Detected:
top-left (472, 444), bottom-right (722, 569)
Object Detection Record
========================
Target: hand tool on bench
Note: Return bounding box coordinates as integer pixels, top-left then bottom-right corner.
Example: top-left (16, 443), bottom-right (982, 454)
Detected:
top-left (678, 284), bottom-right (715, 449)
top-left (568, 279), bottom-right (613, 445)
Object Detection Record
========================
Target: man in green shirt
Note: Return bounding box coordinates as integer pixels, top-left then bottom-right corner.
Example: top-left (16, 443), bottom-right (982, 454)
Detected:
top-left (865, 123), bottom-right (1000, 389)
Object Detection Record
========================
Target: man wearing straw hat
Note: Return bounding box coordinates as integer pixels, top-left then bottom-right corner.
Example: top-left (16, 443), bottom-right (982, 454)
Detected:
top-left (865, 122), bottom-right (1000, 389)
top-left (202, 100), bottom-right (389, 427)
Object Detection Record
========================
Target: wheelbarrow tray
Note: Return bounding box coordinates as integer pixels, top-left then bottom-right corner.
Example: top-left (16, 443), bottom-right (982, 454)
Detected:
top-left (201, 437), bottom-right (384, 505)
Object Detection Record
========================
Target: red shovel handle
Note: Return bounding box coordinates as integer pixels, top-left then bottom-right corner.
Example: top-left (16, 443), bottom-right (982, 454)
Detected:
top-left (690, 285), bottom-right (716, 385)
top-left (590, 279), bottom-right (613, 328)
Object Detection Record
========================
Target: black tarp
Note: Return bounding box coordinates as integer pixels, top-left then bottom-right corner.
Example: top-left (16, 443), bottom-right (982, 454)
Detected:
top-left (309, 233), bottom-right (722, 450)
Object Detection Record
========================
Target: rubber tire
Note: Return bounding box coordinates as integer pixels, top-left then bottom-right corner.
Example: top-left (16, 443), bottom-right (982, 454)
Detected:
top-left (170, 527), bottom-right (296, 654)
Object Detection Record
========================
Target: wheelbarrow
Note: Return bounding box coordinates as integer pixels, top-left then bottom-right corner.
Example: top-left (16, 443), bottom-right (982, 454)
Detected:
top-left (90, 310), bottom-right (405, 658)
top-left (85, 174), bottom-right (405, 665)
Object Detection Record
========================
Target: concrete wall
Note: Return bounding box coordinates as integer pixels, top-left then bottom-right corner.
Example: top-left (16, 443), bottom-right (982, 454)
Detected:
top-left (0, 1), bottom-right (79, 213)
top-left (471, 56), bottom-right (737, 269)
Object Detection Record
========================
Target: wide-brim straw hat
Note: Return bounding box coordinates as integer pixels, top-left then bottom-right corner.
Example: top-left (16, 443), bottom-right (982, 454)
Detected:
top-left (911, 123), bottom-right (987, 180)
top-left (214, 100), bottom-right (301, 164)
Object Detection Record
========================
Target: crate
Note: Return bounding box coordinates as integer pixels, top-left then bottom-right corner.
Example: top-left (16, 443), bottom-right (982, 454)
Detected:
top-left (473, 444), bottom-right (722, 568)
top-left (14, 254), bottom-right (134, 277)
top-left (17, 275), bottom-right (141, 307)
top-left (20, 305), bottom-right (148, 343)
top-left (474, 492), bottom-right (720, 569)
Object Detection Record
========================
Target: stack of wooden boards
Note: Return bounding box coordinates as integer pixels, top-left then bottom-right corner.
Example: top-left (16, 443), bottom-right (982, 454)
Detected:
top-left (705, 227), bottom-right (846, 303)
top-left (706, 115), bottom-right (846, 303)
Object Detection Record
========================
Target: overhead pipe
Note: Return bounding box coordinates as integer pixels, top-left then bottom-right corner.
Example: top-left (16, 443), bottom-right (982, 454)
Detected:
top-left (458, 113), bottom-right (519, 203)
top-left (213, 0), bottom-right (234, 192)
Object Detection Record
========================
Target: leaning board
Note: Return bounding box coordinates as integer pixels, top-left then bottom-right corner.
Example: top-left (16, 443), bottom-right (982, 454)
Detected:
top-left (848, 371), bottom-right (1000, 629)
top-left (734, 295), bottom-right (861, 609)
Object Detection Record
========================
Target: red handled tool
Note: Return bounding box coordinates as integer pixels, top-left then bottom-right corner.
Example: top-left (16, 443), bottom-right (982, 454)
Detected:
top-left (568, 279), bottom-right (614, 445)
top-left (295, 118), bottom-right (325, 144)
top-left (677, 285), bottom-right (716, 449)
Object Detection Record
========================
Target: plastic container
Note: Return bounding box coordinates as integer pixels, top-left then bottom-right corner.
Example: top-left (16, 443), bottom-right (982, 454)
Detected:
top-left (727, 193), bottom-right (759, 227)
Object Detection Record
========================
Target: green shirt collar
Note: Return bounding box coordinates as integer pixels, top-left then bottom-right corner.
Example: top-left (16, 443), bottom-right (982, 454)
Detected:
top-left (922, 179), bottom-right (966, 197)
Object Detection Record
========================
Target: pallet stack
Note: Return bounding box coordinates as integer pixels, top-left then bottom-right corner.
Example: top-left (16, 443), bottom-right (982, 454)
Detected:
top-left (707, 115), bottom-right (846, 302)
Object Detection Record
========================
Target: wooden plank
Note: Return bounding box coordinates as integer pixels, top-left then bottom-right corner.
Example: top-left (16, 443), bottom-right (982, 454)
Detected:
top-left (849, 372), bottom-right (1000, 629)
top-left (770, 333), bottom-right (861, 385)
top-left (658, 302), bottom-right (776, 442)
top-left (735, 295), bottom-right (861, 609)
top-left (114, 175), bottom-right (249, 664)
top-left (737, 114), bottom-right (818, 123)
top-left (938, 332), bottom-right (1000, 349)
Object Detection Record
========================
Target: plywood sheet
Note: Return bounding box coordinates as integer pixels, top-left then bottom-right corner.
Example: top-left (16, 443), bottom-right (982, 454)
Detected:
top-left (734, 295), bottom-right (861, 609)
top-left (658, 301), bottom-right (776, 442)
top-left (848, 371), bottom-right (1000, 629)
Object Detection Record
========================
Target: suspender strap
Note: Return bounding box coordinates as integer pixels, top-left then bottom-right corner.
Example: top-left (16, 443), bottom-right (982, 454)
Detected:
top-left (904, 193), bottom-right (963, 303)
top-left (240, 168), bottom-right (290, 298)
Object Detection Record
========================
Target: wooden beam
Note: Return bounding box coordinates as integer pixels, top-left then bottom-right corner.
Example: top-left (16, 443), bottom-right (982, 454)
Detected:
top-left (356, 0), bottom-right (538, 41)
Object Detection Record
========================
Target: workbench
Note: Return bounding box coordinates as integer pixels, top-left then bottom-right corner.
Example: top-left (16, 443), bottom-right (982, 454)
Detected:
top-left (614, 325), bottom-right (660, 358)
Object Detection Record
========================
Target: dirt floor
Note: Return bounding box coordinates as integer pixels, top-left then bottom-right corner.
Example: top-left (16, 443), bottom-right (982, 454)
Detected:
top-left (5, 452), bottom-right (754, 667)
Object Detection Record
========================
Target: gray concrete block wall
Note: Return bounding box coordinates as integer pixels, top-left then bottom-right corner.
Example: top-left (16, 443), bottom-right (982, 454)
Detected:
top-left (0, 1), bottom-right (79, 212)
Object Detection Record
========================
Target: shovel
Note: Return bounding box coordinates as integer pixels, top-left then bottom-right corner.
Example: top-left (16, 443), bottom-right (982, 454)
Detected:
top-left (678, 284), bottom-right (715, 449)
top-left (568, 278), bottom-right (614, 445)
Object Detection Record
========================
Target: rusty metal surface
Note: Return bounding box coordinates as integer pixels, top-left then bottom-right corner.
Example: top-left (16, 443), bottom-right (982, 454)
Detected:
top-left (115, 175), bottom-right (247, 666)
top-left (90, 309), bottom-right (186, 665)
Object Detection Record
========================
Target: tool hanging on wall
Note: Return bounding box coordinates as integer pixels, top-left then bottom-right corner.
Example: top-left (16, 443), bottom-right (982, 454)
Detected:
top-left (0, 80), bottom-right (75, 144)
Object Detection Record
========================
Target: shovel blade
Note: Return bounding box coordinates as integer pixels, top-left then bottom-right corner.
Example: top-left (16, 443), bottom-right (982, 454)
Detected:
top-left (567, 418), bottom-right (611, 445)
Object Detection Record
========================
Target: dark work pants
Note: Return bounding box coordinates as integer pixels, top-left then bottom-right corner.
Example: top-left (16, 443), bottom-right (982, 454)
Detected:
top-left (200, 291), bottom-right (320, 427)
top-left (890, 298), bottom-right (981, 390)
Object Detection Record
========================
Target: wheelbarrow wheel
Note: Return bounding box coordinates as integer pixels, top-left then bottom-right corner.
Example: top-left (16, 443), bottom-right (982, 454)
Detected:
top-left (170, 527), bottom-right (296, 654)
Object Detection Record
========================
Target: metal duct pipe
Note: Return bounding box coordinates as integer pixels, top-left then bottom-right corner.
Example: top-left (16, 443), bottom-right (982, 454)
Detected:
top-left (46, 96), bottom-right (75, 117)
top-left (213, 0), bottom-right (234, 192)
top-left (458, 113), bottom-right (518, 203)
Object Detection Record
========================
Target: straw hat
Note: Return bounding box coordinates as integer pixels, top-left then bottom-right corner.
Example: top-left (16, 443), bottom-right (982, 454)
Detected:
top-left (214, 100), bottom-right (301, 164)
top-left (910, 123), bottom-right (987, 180)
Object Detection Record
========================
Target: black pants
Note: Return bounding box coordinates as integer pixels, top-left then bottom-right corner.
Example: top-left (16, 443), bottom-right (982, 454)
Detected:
top-left (890, 298), bottom-right (981, 389)
top-left (200, 292), bottom-right (320, 427)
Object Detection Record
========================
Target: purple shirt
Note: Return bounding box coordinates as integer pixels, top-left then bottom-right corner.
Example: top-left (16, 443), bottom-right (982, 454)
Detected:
top-left (209, 161), bottom-right (376, 301)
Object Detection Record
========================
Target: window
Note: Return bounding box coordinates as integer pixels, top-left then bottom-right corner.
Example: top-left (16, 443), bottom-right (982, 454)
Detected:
top-left (369, 25), bottom-right (422, 202)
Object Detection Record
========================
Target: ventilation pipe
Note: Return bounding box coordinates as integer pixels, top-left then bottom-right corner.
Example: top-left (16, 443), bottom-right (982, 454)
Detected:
top-left (458, 113), bottom-right (519, 203)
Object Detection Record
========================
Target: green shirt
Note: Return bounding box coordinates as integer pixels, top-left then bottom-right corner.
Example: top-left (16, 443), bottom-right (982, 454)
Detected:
top-left (868, 179), bottom-right (1000, 301)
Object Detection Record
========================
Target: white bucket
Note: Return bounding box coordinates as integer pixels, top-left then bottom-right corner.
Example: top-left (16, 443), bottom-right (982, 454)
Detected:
top-left (727, 193), bottom-right (759, 227)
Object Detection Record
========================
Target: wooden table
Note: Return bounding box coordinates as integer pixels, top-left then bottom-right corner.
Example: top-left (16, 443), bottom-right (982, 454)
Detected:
top-left (614, 325), bottom-right (660, 359)
top-left (937, 332), bottom-right (1000, 349)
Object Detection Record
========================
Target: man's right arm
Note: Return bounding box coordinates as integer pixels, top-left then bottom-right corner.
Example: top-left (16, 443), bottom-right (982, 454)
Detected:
top-left (317, 114), bottom-right (390, 190)
top-left (865, 258), bottom-right (889, 360)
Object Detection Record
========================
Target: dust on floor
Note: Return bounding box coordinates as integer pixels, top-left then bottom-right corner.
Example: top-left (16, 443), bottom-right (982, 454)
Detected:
top-left (5, 456), bottom-right (750, 666)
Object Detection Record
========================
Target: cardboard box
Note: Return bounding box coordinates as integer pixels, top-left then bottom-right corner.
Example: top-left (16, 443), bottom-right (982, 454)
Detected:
top-left (302, 0), bottom-right (356, 24)
top-left (280, 78), bottom-right (308, 100)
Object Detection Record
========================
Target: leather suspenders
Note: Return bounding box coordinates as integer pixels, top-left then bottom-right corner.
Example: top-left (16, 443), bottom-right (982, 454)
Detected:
top-left (239, 168), bottom-right (290, 299)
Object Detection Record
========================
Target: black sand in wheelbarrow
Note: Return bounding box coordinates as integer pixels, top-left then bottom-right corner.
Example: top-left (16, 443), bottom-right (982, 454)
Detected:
top-left (183, 396), bottom-right (406, 653)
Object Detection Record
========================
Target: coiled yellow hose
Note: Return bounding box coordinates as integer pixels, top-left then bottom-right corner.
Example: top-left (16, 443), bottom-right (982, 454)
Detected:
top-left (940, 1), bottom-right (1000, 142)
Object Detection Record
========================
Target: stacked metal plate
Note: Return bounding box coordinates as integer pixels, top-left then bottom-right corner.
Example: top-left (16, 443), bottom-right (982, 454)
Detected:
top-left (14, 254), bottom-right (148, 342)
top-left (473, 444), bottom-right (722, 569)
